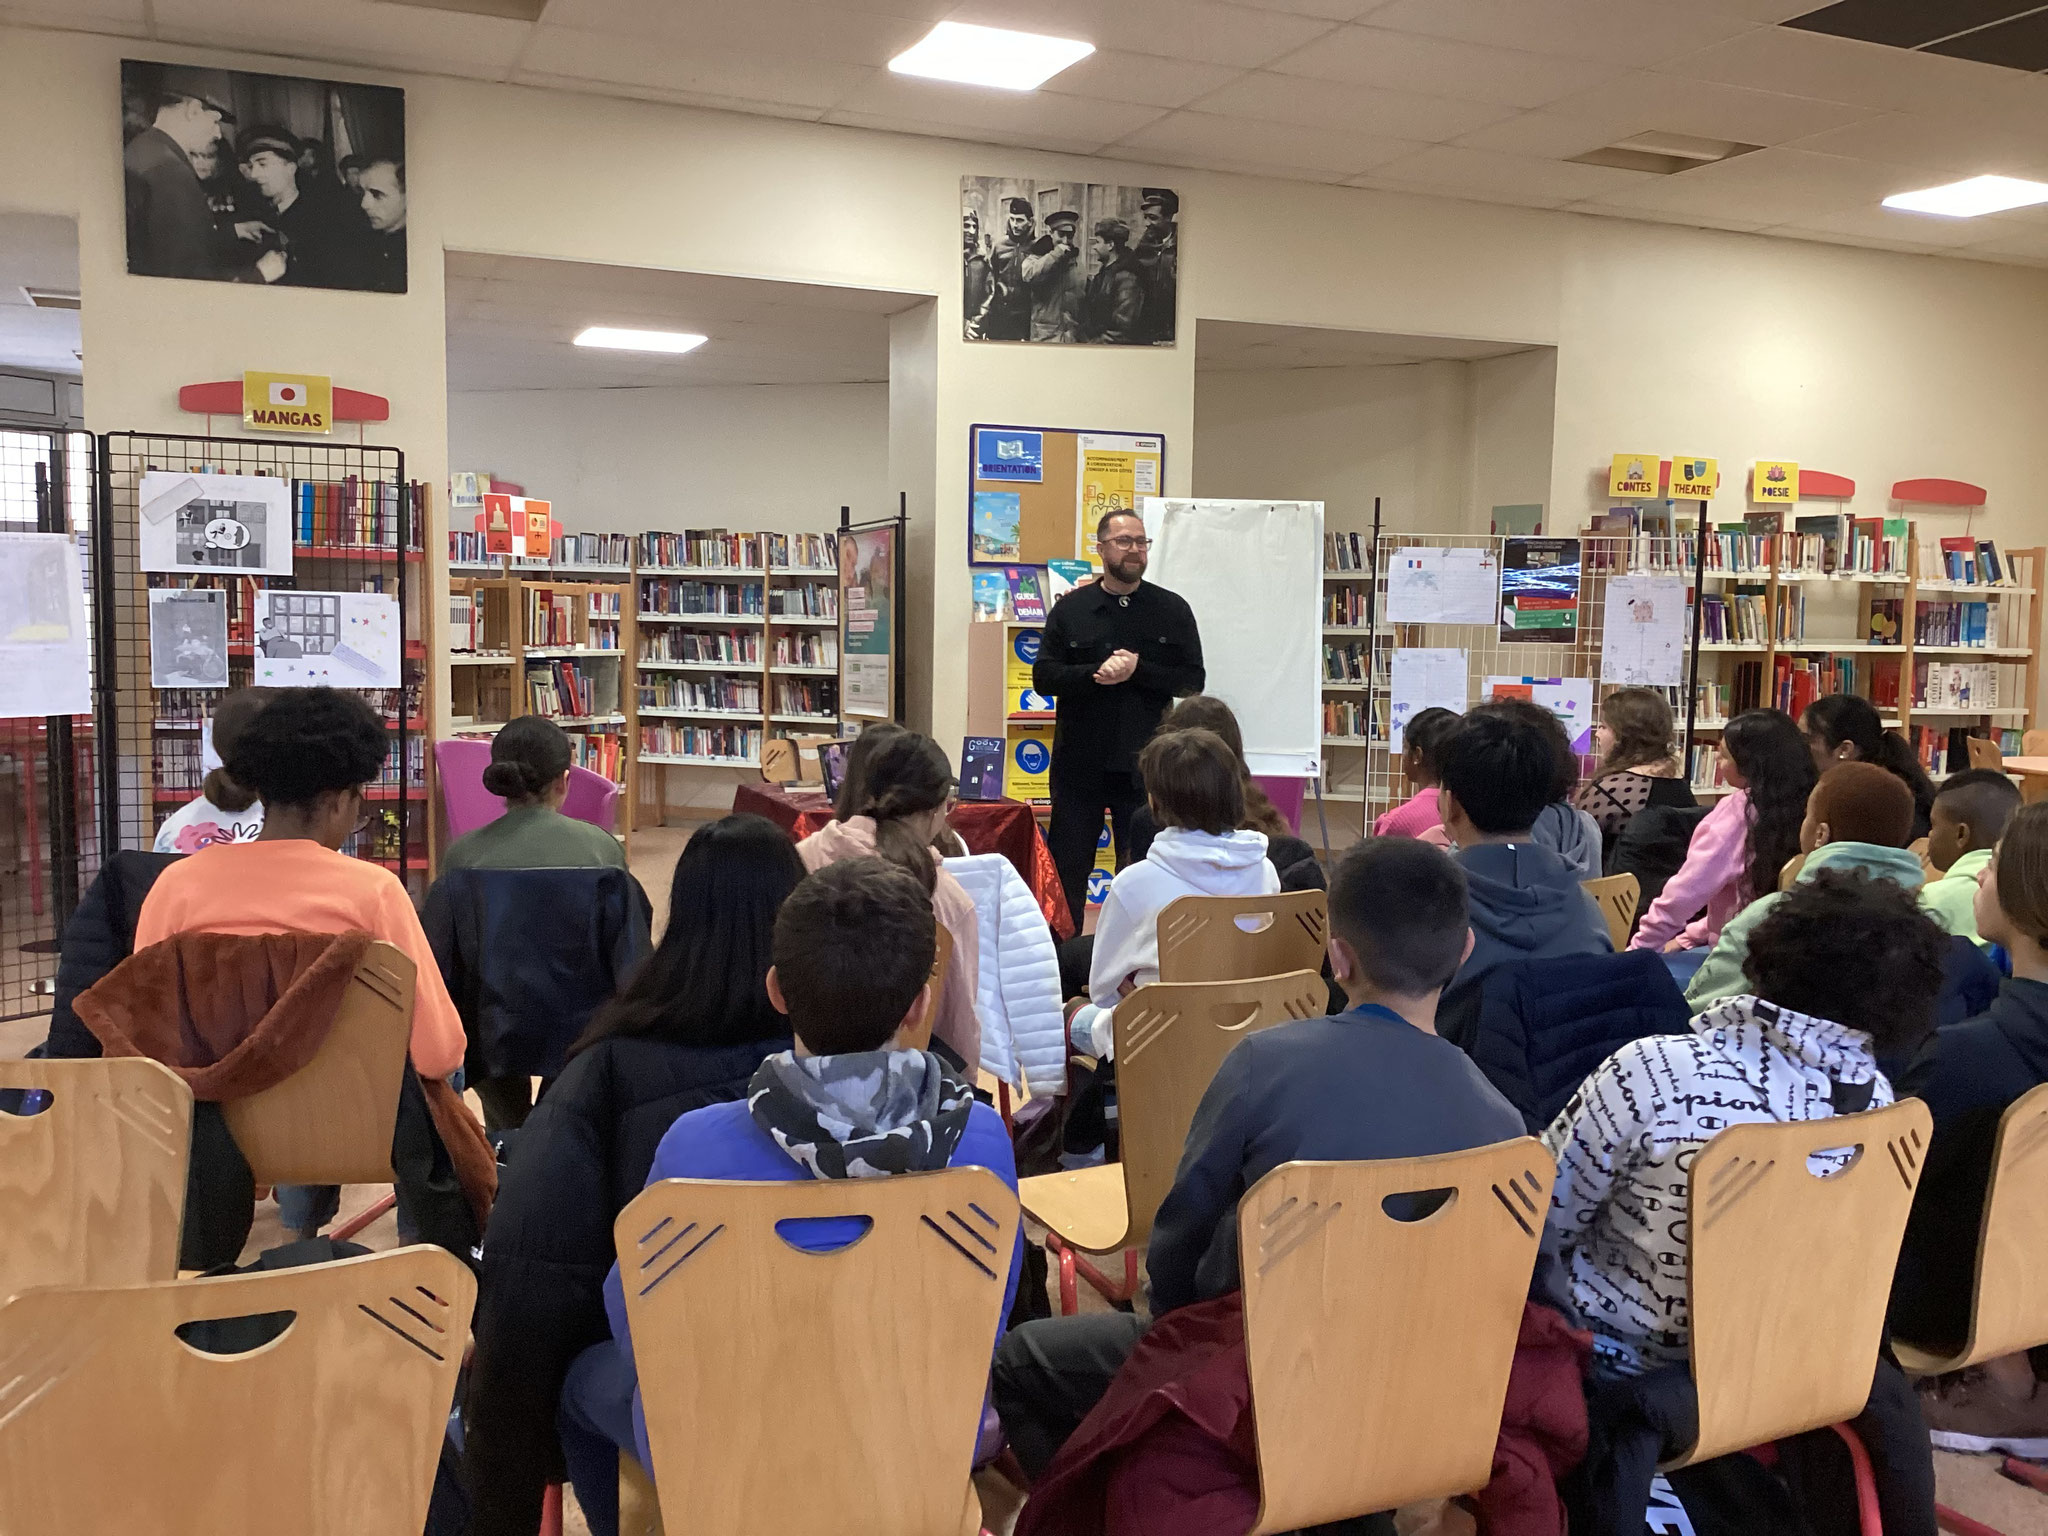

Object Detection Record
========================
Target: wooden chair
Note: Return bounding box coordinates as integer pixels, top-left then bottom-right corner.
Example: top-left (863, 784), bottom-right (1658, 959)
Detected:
top-left (1156, 891), bottom-right (1328, 984)
top-left (1019, 970), bottom-right (1326, 1313)
top-left (614, 1168), bottom-right (1018, 1536)
top-left (1582, 872), bottom-right (1640, 949)
top-left (1238, 1142), bottom-right (1555, 1532)
top-left (1965, 735), bottom-right (2005, 772)
top-left (0, 1245), bottom-right (474, 1534)
top-left (0, 1057), bottom-right (192, 1302)
top-left (2024, 728), bottom-right (2048, 759)
top-left (1895, 1081), bottom-right (2048, 1375)
top-left (225, 941), bottom-right (414, 1189)
top-left (1779, 852), bottom-right (1807, 892)
top-left (760, 738), bottom-right (800, 784)
top-left (1668, 1098), bottom-right (1933, 1469)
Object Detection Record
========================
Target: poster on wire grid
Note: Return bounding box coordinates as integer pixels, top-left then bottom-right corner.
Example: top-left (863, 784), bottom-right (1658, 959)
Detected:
top-left (1600, 573), bottom-right (1688, 687)
top-left (254, 589), bottom-right (401, 687)
top-left (1389, 649), bottom-right (1468, 751)
top-left (139, 471), bottom-right (294, 575)
top-left (0, 533), bottom-right (92, 719)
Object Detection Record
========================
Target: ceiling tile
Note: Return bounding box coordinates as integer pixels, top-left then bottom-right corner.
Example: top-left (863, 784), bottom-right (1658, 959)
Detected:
top-left (939, 0), bottom-right (1338, 68)
top-left (151, 0), bottom-right (532, 78)
top-left (1266, 25), bottom-right (1619, 107)
top-left (1191, 69), bottom-right (1518, 138)
top-left (1788, 109), bottom-right (2048, 180)
top-left (521, 27), bottom-right (871, 109)
top-left (1757, 200), bottom-right (2027, 248)
top-left (1637, 0), bottom-right (1814, 17)
top-left (1567, 200), bottom-right (1770, 232)
top-left (1573, 145), bottom-right (1922, 225)
top-left (1658, 22), bottom-right (2029, 114)
top-left (509, 72), bottom-right (833, 121)
top-left (826, 71), bottom-right (1167, 145)
top-left (1362, 0), bottom-right (1760, 67)
top-left (1110, 108), bottom-right (1425, 175)
top-left (0, 0), bottom-right (146, 30)
top-left (1220, 0), bottom-right (1394, 18)
top-left (1951, 224), bottom-right (2048, 260)
top-left (1034, 48), bottom-right (1242, 109)
top-left (527, 0), bottom-right (928, 67)
top-left (1360, 144), bottom-right (1659, 202)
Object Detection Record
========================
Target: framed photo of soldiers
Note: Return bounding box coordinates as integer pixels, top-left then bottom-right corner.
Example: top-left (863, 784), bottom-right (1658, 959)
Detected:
top-left (121, 59), bottom-right (407, 293)
top-left (962, 177), bottom-right (1177, 347)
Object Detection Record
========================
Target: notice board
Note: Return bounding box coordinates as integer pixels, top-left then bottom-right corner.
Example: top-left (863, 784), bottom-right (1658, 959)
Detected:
top-left (969, 423), bottom-right (1165, 567)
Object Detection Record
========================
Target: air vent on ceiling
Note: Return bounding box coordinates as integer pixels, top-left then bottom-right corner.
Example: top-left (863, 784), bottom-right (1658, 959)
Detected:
top-left (22, 288), bottom-right (80, 310)
top-left (374, 0), bottom-right (550, 20)
top-left (1567, 132), bottom-right (1762, 176)
top-left (1787, 2), bottom-right (2048, 71)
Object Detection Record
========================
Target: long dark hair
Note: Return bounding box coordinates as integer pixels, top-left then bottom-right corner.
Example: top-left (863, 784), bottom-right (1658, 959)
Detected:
top-left (1155, 695), bottom-right (1286, 839)
top-left (833, 721), bottom-right (906, 821)
top-left (1597, 688), bottom-right (1676, 777)
top-left (1802, 693), bottom-right (1935, 835)
top-left (570, 814), bottom-right (802, 1055)
top-left (1724, 708), bottom-right (1817, 904)
top-left (857, 732), bottom-right (954, 895)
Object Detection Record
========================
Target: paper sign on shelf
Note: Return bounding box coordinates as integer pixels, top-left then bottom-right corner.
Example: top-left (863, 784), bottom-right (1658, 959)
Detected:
top-left (1006, 722), bottom-right (1054, 807)
top-left (242, 370), bottom-right (332, 434)
top-left (1752, 461), bottom-right (1799, 504)
top-left (1609, 454), bottom-right (1661, 499)
top-left (1668, 457), bottom-right (1718, 499)
top-left (1006, 626), bottom-right (1052, 715)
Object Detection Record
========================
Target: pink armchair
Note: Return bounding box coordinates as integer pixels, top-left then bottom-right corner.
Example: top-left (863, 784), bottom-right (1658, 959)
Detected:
top-left (435, 738), bottom-right (622, 841)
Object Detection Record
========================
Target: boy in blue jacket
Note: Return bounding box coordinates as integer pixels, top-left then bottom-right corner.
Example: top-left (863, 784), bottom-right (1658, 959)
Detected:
top-left (560, 857), bottom-right (1022, 1535)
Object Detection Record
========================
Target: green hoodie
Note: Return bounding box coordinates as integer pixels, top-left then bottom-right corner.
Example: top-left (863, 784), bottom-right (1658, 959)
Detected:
top-left (1920, 847), bottom-right (1993, 949)
top-left (1685, 841), bottom-right (1929, 1014)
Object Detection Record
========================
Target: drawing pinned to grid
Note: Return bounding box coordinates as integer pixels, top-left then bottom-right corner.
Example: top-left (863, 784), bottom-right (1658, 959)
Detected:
top-left (1385, 546), bottom-right (1498, 626)
top-left (254, 589), bottom-right (401, 687)
top-left (1388, 648), bottom-right (1467, 751)
top-left (1600, 573), bottom-right (1688, 687)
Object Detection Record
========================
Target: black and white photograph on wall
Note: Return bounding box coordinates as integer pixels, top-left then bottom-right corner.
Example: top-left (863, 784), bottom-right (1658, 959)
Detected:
top-left (962, 177), bottom-right (1177, 346)
top-left (149, 588), bottom-right (230, 689)
top-left (121, 58), bottom-right (407, 293)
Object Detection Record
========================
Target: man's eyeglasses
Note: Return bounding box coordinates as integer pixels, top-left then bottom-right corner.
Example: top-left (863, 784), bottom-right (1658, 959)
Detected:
top-left (1100, 535), bottom-right (1152, 551)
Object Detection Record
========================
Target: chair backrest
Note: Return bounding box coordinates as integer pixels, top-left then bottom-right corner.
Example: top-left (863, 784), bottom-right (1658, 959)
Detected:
top-left (1582, 872), bottom-right (1640, 949)
top-left (1966, 736), bottom-right (2006, 772)
top-left (761, 737), bottom-right (799, 784)
top-left (1239, 1142), bottom-right (1555, 1534)
top-left (615, 1169), bottom-right (1019, 1536)
top-left (1156, 891), bottom-right (1328, 984)
top-left (1779, 851), bottom-right (1806, 892)
top-left (220, 941), bottom-right (414, 1186)
top-left (0, 1058), bottom-right (192, 1301)
top-left (1117, 971), bottom-right (1327, 1250)
top-left (0, 1246), bottom-right (474, 1535)
top-left (434, 737), bottom-right (498, 840)
top-left (2025, 728), bottom-right (2048, 759)
top-left (1677, 1098), bottom-right (1933, 1467)
top-left (560, 764), bottom-right (622, 835)
top-left (1927, 1080), bottom-right (2048, 1370)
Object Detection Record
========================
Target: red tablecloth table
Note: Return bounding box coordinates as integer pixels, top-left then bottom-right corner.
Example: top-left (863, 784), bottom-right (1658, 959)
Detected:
top-left (731, 781), bottom-right (1073, 939)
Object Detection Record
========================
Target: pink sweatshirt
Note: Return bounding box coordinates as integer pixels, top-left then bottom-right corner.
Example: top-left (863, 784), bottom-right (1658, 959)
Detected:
top-left (1374, 787), bottom-right (1441, 839)
top-left (1628, 788), bottom-right (1750, 952)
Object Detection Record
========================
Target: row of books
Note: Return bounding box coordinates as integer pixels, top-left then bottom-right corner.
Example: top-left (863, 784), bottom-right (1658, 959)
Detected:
top-left (1920, 536), bottom-right (2019, 586)
top-left (1700, 591), bottom-right (1770, 645)
top-left (1322, 698), bottom-right (1369, 738)
top-left (772, 631), bottom-right (837, 668)
top-left (1912, 601), bottom-right (1995, 648)
top-left (1324, 532), bottom-right (1371, 572)
top-left (770, 581), bottom-right (838, 619)
top-left (641, 675), bottom-right (762, 713)
top-left (568, 730), bottom-right (626, 784)
top-left (1322, 639), bottom-right (1369, 685)
top-left (1324, 588), bottom-right (1367, 627)
top-left (293, 477), bottom-right (425, 551)
top-left (763, 532), bottom-right (837, 569)
top-left (1770, 653), bottom-right (1902, 721)
top-left (640, 579), bottom-right (763, 616)
top-left (1906, 726), bottom-right (2019, 777)
top-left (553, 533), bottom-right (633, 567)
top-left (448, 591), bottom-right (488, 653)
top-left (1916, 661), bottom-right (2030, 712)
top-left (524, 660), bottom-right (615, 720)
top-left (1688, 744), bottom-right (1729, 792)
top-left (1772, 514), bottom-right (1911, 577)
top-left (525, 588), bottom-right (583, 648)
top-left (639, 530), bottom-right (764, 570)
top-left (640, 723), bottom-right (762, 761)
top-left (640, 628), bottom-right (760, 665)
top-left (773, 678), bottom-right (837, 717)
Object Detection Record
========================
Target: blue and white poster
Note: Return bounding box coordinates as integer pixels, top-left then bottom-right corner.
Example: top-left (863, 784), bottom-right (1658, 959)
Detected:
top-left (976, 429), bottom-right (1043, 482)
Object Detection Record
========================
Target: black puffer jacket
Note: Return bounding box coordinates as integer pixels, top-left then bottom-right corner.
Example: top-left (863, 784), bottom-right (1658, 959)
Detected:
top-left (461, 1031), bottom-right (788, 1536)
top-left (36, 850), bottom-right (180, 1060)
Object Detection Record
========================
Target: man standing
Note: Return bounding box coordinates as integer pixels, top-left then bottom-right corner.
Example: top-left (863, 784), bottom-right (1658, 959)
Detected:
top-left (962, 210), bottom-right (991, 339)
top-left (124, 82), bottom-right (280, 282)
top-left (236, 126), bottom-right (362, 289)
top-left (1033, 510), bottom-right (1204, 925)
top-left (975, 197), bottom-right (1035, 341)
top-left (355, 157), bottom-right (408, 293)
top-left (1135, 190), bottom-right (1178, 343)
top-left (1022, 209), bottom-right (1081, 343)
top-left (1081, 219), bottom-right (1145, 345)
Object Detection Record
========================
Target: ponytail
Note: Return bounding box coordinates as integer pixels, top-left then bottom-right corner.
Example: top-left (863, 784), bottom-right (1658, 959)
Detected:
top-left (1802, 693), bottom-right (1934, 834)
top-left (856, 732), bottom-right (954, 895)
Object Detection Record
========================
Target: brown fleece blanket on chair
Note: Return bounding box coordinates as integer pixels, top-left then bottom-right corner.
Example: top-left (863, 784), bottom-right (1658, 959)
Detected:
top-left (74, 930), bottom-right (373, 1101)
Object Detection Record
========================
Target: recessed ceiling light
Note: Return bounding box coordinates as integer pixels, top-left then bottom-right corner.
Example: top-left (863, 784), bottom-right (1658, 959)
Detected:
top-left (887, 21), bottom-right (1094, 91)
top-left (573, 327), bottom-right (707, 354)
top-left (1883, 175), bottom-right (2048, 218)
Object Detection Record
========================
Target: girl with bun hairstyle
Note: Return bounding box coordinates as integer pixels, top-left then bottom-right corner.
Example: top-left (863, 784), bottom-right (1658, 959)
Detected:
top-left (443, 714), bottom-right (625, 871)
top-left (796, 730), bottom-right (982, 1071)
top-left (153, 687), bottom-right (276, 852)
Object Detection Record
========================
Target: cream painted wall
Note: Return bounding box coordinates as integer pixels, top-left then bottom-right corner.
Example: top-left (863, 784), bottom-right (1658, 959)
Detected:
top-left (1470, 349), bottom-right (1558, 530)
top-left (7, 22), bottom-right (2045, 752)
top-left (446, 382), bottom-right (889, 536)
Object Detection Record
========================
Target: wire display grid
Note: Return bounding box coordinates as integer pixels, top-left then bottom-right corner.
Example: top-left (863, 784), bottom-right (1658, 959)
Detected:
top-left (0, 428), bottom-right (99, 1023)
top-left (1358, 531), bottom-right (1699, 832)
top-left (96, 433), bottom-right (427, 887)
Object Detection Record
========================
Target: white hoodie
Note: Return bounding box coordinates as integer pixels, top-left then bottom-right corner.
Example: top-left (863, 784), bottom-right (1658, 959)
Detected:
top-left (1074, 826), bottom-right (1280, 1059)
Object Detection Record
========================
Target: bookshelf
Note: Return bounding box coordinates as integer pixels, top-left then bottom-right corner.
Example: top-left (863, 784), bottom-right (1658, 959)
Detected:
top-left (634, 529), bottom-right (842, 824)
top-left (1320, 530), bottom-right (1375, 794)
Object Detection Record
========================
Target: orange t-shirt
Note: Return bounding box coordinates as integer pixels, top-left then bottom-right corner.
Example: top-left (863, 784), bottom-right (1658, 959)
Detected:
top-left (133, 839), bottom-right (466, 1080)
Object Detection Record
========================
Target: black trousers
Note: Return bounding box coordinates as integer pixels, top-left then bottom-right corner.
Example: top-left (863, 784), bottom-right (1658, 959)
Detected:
top-left (1047, 759), bottom-right (1145, 930)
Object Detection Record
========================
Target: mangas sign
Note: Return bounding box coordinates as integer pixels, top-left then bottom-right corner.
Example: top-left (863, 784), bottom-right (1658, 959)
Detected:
top-left (242, 371), bottom-right (333, 434)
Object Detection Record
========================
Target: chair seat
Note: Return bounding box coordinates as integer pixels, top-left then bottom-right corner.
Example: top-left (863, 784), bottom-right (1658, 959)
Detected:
top-left (1018, 1163), bottom-right (1130, 1254)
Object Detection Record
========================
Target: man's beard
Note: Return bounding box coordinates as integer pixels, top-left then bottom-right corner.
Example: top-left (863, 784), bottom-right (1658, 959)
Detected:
top-left (1107, 555), bottom-right (1145, 584)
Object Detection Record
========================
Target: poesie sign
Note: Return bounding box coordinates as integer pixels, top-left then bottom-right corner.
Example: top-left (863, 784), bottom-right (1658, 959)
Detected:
top-left (243, 371), bottom-right (332, 434)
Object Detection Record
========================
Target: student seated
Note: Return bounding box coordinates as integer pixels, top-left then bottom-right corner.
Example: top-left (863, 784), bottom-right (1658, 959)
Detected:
top-left (462, 814), bottom-right (802, 1536)
top-left (1920, 768), bottom-right (2021, 949)
top-left (1373, 705), bottom-right (1459, 840)
top-left (441, 713), bottom-right (626, 871)
top-left (1460, 699), bottom-right (1604, 879)
top-left (1547, 867), bottom-right (1946, 1376)
top-left (1630, 708), bottom-right (1816, 955)
top-left (560, 858), bottom-right (1021, 1534)
top-left (798, 730), bottom-right (982, 1072)
top-left (1066, 726), bottom-right (1279, 1061)
top-left (1435, 706), bottom-right (1611, 1018)
top-left (1803, 692), bottom-right (1938, 842)
top-left (1573, 687), bottom-right (1696, 868)
top-left (1685, 762), bottom-right (1921, 1013)
top-left (992, 837), bottom-right (1525, 1481)
top-left (1125, 695), bottom-right (1323, 887)
top-left (1893, 802), bottom-right (2048, 1455)
top-left (152, 686), bottom-right (273, 852)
